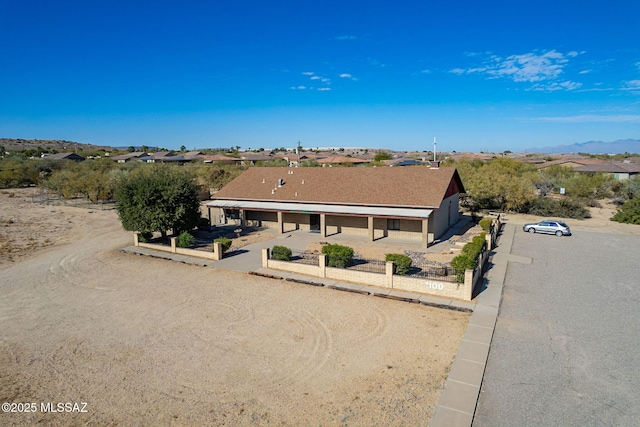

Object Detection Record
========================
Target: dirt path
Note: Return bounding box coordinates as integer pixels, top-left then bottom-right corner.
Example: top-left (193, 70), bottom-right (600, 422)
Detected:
top-left (0, 190), bottom-right (468, 426)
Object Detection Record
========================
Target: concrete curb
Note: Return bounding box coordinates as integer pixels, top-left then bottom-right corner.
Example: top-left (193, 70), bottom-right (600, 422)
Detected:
top-left (428, 222), bottom-right (517, 427)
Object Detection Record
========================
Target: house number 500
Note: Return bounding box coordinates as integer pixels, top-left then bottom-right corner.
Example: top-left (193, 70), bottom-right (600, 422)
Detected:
top-left (425, 281), bottom-right (444, 290)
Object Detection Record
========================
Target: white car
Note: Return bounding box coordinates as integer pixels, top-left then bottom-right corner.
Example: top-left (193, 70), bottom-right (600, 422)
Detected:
top-left (523, 219), bottom-right (571, 236)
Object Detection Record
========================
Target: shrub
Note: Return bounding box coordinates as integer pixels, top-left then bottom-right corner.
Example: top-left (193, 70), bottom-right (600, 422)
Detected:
top-left (526, 197), bottom-right (591, 219)
top-left (197, 217), bottom-right (210, 229)
top-left (611, 198), bottom-right (640, 225)
top-left (385, 253), bottom-right (412, 275)
top-left (214, 237), bottom-right (232, 253)
top-left (479, 217), bottom-right (493, 232)
top-left (271, 245), bottom-right (292, 261)
top-left (321, 244), bottom-right (354, 268)
top-left (176, 232), bottom-right (194, 248)
top-left (138, 231), bottom-right (153, 243)
top-left (451, 232), bottom-right (487, 282)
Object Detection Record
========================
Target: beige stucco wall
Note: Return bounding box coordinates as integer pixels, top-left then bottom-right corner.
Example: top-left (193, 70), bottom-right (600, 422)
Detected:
top-left (429, 193), bottom-right (460, 240)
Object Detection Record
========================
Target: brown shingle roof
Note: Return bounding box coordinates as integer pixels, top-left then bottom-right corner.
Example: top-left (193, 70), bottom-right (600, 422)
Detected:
top-left (213, 167), bottom-right (464, 208)
top-left (575, 162), bottom-right (640, 173)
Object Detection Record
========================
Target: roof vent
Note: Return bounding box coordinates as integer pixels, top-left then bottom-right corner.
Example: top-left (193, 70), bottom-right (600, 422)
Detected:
top-left (271, 189), bottom-right (275, 194)
top-left (430, 161), bottom-right (440, 169)
top-left (301, 180), bottom-right (305, 184)
top-left (295, 192), bottom-right (298, 197)
top-left (278, 178), bottom-right (284, 187)
top-left (262, 179), bottom-right (265, 183)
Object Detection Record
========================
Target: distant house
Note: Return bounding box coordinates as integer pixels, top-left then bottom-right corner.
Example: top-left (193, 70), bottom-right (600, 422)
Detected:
top-left (574, 162), bottom-right (640, 180)
top-left (207, 166), bottom-right (465, 248)
top-left (240, 153), bottom-right (276, 166)
top-left (111, 152), bottom-right (147, 163)
top-left (316, 155), bottom-right (369, 165)
top-left (536, 158), bottom-right (605, 170)
top-left (183, 151), bottom-right (205, 161)
top-left (140, 152), bottom-right (186, 163)
top-left (201, 154), bottom-right (242, 164)
top-left (47, 152), bottom-right (85, 162)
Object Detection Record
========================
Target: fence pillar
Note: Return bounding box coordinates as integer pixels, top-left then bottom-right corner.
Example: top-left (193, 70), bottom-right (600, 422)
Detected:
top-left (464, 269), bottom-right (474, 300)
top-left (213, 242), bottom-right (223, 261)
top-left (320, 214), bottom-right (326, 238)
top-left (133, 232), bottom-right (139, 247)
top-left (386, 261), bottom-right (394, 288)
top-left (262, 248), bottom-right (270, 267)
top-left (485, 232), bottom-right (493, 250)
top-left (319, 254), bottom-right (327, 278)
top-left (170, 237), bottom-right (177, 253)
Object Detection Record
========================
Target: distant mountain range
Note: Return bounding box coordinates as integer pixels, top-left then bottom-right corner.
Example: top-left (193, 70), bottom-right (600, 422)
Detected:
top-left (525, 139), bottom-right (640, 154)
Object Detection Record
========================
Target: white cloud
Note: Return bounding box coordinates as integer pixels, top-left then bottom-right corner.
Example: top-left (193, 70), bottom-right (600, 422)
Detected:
top-left (622, 80), bottom-right (640, 94)
top-left (530, 80), bottom-right (583, 91)
top-left (335, 35), bottom-right (357, 40)
top-left (579, 69), bottom-right (592, 74)
top-left (302, 71), bottom-right (314, 76)
top-left (420, 69), bottom-right (431, 74)
top-left (317, 87), bottom-right (332, 91)
top-left (452, 49), bottom-right (586, 90)
top-left (310, 76), bottom-right (321, 80)
top-left (291, 85), bottom-right (307, 90)
top-left (340, 73), bottom-right (352, 78)
top-left (531, 114), bottom-right (640, 123)
top-left (487, 50), bottom-right (568, 82)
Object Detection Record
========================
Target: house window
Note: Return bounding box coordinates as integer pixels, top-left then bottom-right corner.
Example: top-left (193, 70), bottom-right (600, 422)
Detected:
top-left (387, 219), bottom-right (400, 230)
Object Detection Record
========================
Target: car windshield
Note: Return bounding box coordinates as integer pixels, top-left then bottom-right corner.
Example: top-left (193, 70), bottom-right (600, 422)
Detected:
top-left (558, 221), bottom-right (569, 228)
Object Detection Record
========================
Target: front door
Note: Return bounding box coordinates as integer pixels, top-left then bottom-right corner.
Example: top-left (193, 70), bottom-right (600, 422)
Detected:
top-left (310, 214), bottom-right (320, 232)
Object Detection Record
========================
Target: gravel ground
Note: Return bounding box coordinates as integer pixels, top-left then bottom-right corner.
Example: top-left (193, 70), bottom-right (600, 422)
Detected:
top-left (0, 189), bottom-right (469, 426)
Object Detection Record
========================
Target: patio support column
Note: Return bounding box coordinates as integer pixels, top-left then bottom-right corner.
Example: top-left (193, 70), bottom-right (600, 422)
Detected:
top-left (422, 218), bottom-right (429, 248)
top-left (239, 209), bottom-right (246, 227)
top-left (368, 216), bottom-right (374, 242)
top-left (320, 214), bottom-right (326, 238)
top-left (277, 211), bottom-right (284, 234)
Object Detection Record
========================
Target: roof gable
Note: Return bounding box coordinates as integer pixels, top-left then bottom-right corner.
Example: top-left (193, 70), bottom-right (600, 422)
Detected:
top-left (213, 167), bottom-right (464, 208)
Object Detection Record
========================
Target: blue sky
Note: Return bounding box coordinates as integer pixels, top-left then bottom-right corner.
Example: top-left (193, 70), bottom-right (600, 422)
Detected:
top-left (1, 0), bottom-right (639, 152)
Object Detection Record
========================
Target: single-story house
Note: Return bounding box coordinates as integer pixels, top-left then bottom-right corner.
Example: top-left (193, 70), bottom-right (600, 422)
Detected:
top-left (316, 156), bottom-right (369, 165)
top-left (207, 166), bottom-right (465, 248)
top-left (46, 152), bottom-right (86, 162)
top-left (574, 162), bottom-right (640, 180)
top-left (112, 152), bottom-right (147, 163)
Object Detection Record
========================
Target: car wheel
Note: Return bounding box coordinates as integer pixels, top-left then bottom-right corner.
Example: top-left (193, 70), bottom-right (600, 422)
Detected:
top-left (528, 228), bottom-right (535, 233)
top-left (555, 230), bottom-right (563, 237)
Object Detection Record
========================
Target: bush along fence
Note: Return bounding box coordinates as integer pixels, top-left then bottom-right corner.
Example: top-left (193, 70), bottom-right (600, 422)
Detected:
top-left (133, 232), bottom-right (224, 261)
top-left (261, 215), bottom-right (503, 302)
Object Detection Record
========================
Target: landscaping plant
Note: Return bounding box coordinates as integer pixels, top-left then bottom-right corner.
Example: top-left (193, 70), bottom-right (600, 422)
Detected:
top-left (385, 253), bottom-right (412, 275)
top-left (271, 245), bottom-right (292, 261)
top-left (321, 244), bottom-right (354, 268)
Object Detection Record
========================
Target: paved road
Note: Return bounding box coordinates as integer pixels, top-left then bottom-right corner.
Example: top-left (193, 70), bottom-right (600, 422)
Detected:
top-left (473, 228), bottom-right (640, 426)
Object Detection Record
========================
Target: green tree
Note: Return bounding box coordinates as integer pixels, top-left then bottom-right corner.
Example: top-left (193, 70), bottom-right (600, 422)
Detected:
top-left (180, 145), bottom-right (186, 152)
top-left (115, 166), bottom-right (201, 237)
top-left (141, 145), bottom-right (149, 152)
top-left (127, 146), bottom-right (135, 152)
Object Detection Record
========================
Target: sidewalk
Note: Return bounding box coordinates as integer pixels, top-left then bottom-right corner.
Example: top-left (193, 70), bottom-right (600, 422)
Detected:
top-left (428, 222), bottom-right (528, 427)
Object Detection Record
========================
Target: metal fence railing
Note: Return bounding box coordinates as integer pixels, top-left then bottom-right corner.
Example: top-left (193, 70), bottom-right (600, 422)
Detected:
top-left (289, 251), bottom-right (320, 266)
top-left (347, 258), bottom-right (387, 274)
top-left (406, 262), bottom-right (463, 283)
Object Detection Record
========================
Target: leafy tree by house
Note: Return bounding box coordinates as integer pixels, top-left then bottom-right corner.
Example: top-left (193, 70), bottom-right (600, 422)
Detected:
top-left (114, 165), bottom-right (201, 237)
top-left (610, 198), bottom-right (640, 225)
top-left (180, 145), bottom-right (186, 152)
top-left (374, 151), bottom-right (392, 162)
top-left (127, 146), bottom-right (135, 152)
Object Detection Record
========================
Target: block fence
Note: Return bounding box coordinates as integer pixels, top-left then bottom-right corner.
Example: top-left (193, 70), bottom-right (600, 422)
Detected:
top-left (262, 249), bottom-right (474, 300)
top-left (261, 215), bottom-right (503, 301)
top-left (133, 232), bottom-right (223, 261)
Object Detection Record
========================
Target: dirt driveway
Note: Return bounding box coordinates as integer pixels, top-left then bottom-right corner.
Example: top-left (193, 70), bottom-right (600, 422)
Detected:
top-left (0, 190), bottom-right (468, 426)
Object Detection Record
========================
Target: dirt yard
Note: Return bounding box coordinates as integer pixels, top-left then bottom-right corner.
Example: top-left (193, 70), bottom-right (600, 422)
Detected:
top-left (0, 189), bottom-right (469, 426)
